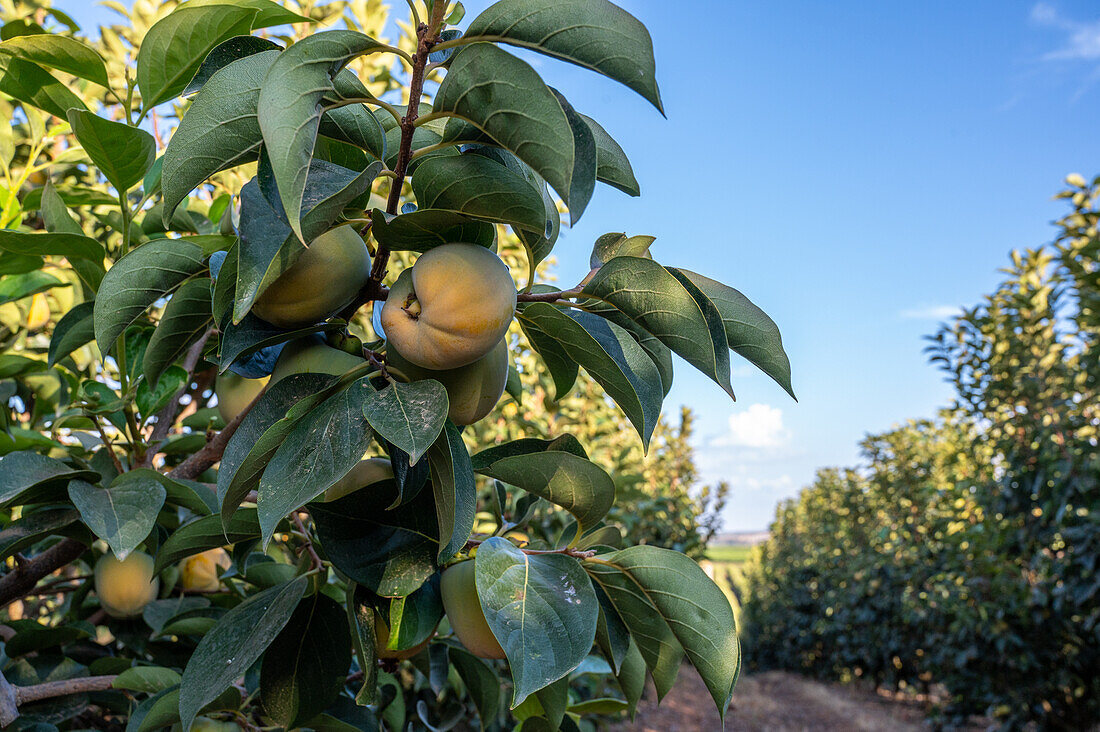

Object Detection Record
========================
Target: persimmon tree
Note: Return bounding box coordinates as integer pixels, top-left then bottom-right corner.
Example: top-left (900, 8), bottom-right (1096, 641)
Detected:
top-left (0, 0), bottom-right (795, 729)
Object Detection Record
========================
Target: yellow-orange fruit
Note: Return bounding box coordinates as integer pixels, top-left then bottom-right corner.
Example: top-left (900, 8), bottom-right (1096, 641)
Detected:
top-left (26, 293), bottom-right (50, 330)
top-left (441, 560), bottom-right (505, 659)
top-left (374, 614), bottom-right (433, 660)
top-left (179, 548), bottom-right (231, 592)
top-left (386, 340), bottom-right (508, 425)
top-left (94, 551), bottom-right (159, 618)
top-left (381, 244), bottom-right (515, 370)
top-left (214, 372), bottom-right (268, 423)
top-left (251, 225), bottom-right (370, 328)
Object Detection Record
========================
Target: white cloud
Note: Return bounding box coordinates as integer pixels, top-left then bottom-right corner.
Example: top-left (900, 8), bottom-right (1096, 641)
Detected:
top-left (712, 403), bottom-right (789, 448)
top-left (1032, 3), bottom-right (1100, 61)
top-left (899, 304), bottom-right (959, 320)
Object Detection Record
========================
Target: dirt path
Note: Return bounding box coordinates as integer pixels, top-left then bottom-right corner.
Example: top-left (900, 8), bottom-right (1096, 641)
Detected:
top-left (609, 669), bottom-right (931, 732)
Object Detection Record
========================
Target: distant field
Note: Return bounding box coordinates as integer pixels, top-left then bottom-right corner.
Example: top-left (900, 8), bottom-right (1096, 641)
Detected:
top-left (707, 545), bottom-right (753, 563)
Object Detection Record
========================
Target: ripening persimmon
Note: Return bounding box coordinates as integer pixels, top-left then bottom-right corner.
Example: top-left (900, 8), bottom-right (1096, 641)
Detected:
top-left (94, 551), bottom-right (159, 618)
top-left (324, 457), bottom-right (394, 501)
top-left (373, 614), bottom-right (433, 660)
top-left (214, 372), bottom-right (268, 423)
top-left (251, 225), bottom-right (370, 328)
top-left (386, 340), bottom-right (508, 425)
top-left (381, 244), bottom-right (516, 370)
top-left (440, 560), bottom-right (505, 659)
top-left (179, 548), bottom-right (231, 592)
top-left (269, 336), bottom-right (366, 384)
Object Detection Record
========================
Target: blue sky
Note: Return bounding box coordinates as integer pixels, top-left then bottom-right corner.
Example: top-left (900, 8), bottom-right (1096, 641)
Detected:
top-left (62, 1), bottom-right (1100, 530)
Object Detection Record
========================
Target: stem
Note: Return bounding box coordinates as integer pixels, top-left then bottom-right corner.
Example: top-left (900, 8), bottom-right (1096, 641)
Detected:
top-left (94, 417), bottom-right (126, 476)
top-left (516, 288), bottom-right (582, 303)
top-left (0, 539), bottom-right (87, 609)
top-left (373, 1), bottom-right (448, 284)
top-left (292, 512), bottom-right (324, 571)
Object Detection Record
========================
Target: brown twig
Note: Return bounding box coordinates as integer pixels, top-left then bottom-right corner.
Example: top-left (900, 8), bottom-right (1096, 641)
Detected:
top-left (167, 382), bottom-right (268, 481)
top-left (292, 512), bottom-right (324, 571)
top-left (462, 538), bottom-right (596, 559)
top-left (0, 539), bottom-right (87, 609)
top-left (93, 417), bottom-right (126, 476)
top-left (516, 289), bottom-right (581, 303)
top-left (0, 669), bottom-right (119, 725)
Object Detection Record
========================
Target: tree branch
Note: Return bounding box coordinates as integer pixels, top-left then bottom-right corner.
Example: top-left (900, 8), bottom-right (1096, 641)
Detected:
top-left (0, 538), bottom-right (87, 609)
top-left (0, 670), bottom-right (118, 726)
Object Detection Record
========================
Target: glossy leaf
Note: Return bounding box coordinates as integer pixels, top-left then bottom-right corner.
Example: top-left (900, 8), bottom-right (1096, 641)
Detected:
top-left (476, 451), bottom-right (614, 542)
top-left (368, 208), bottom-right (495, 253)
top-left (426, 422), bottom-right (476, 562)
top-left (47, 301), bottom-right (94, 367)
top-left (475, 537), bottom-right (598, 706)
top-left (581, 114), bottom-right (639, 197)
top-left (0, 507), bottom-right (80, 561)
top-left (136, 5), bottom-right (259, 109)
top-left (677, 268), bottom-right (796, 399)
top-left (463, 0), bottom-right (663, 112)
top-left (0, 33), bottom-right (108, 87)
top-left (362, 379), bottom-right (447, 465)
top-left (0, 270), bottom-right (68, 306)
top-left (435, 43), bottom-right (575, 212)
top-left (260, 592), bottom-right (351, 728)
top-left (67, 109), bottom-right (155, 193)
top-left (517, 303), bottom-right (661, 449)
top-left (588, 233), bottom-right (654, 269)
top-left (143, 277), bottom-right (212, 386)
top-left (411, 153), bottom-right (547, 233)
top-left (448, 645), bottom-right (501, 727)
top-left (0, 230), bottom-right (103, 262)
top-left (258, 376), bottom-right (376, 544)
top-left (162, 50), bottom-right (280, 221)
top-left (113, 667), bottom-right (182, 694)
top-left (549, 88), bottom-right (596, 224)
top-left (345, 583), bottom-right (378, 705)
top-left (582, 257), bottom-right (734, 398)
top-left (0, 56), bottom-right (86, 118)
top-left (257, 30), bottom-right (385, 240)
top-left (0, 451), bottom-right (97, 508)
top-left (179, 577), bottom-right (308, 731)
top-left (182, 35), bottom-right (281, 96)
top-left (154, 509), bottom-right (261, 573)
top-left (68, 473), bottom-right (166, 560)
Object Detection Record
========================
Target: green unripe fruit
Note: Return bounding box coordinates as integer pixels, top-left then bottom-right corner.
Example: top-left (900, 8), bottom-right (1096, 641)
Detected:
top-left (386, 340), bottom-right (508, 426)
top-left (270, 336), bottom-right (367, 384)
top-left (251, 225), bottom-right (370, 328)
top-left (94, 551), bottom-right (159, 618)
top-left (214, 372), bottom-right (268, 423)
top-left (324, 457), bottom-right (394, 502)
top-left (381, 244), bottom-right (516, 370)
top-left (441, 560), bottom-right (505, 659)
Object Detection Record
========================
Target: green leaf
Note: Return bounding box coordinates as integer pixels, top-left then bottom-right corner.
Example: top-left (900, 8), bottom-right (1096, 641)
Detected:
top-left (384, 574), bottom-right (442, 651)
top-left (368, 208), bottom-right (495, 253)
top-left (151, 473), bottom-right (218, 516)
top-left (588, 233), bottom-right (654, 269)
top-left (68, 473), bottom-right (166, 560)
top-left (448, 646), bottom-right (501, 727)
top-left (48, 301), bottom-right (95, 367)
top-left (0, 451), bottom-right (97, 507)
top-left (217, 316), bottom-right (345, 374)
top-left (92, 238), bottom-right (206, 355)
top-left (583, 559), bottom-right (682, 701)
top-left (154, 509), bottom-right (261, 574)
top-left (517, 304), bottom-right (578, 400)
top-left (217, 374), bottom-right (334, 528)
top-left (162, 50), bottom-right (280, 221)
top-left (0, 270), bottom-right (68, 306)
top-left (0, 56), bottom-right (87, 118)
top-left (474, 538), bottom-right (599, 706)
top-left (595, 546), bottom-right (740, 717)
top-left (0, 34), bottom-right (108, 87)
top-left (67, 109), bottom-right (155, 193)
top-left (258, 376), bottom-right (376, 544)
top-left (581, 114), bottom-right (638, 197)
top-left (534, 676), bottom-right (569, 730)
top-left (517, 304), bottom-right (661, 449)
top-left (582, 257), bottom-right (734, 398)
top-left (0, 230), bottom-right (104, 261)
top-left (425, 422), bottom-right (476, 563)
top-left (475, 451), bottom-right (614, 542)
top-left (362, 380), bottom-right (447, 467)
top-left (179, 576), bottom-right (308, 731)
top-left (615, 639), bottom-right (646, 716)
top-left (463, 0), bottom-right (663, 112)
top-left (676, 269), bottom-right (796, 399)
top-left (113, 667), bottom-right (182, 694)
top-left (549, 89), bottom-right (595, 224)
top-left (434, 43), bottom-right (575, 213)
top-left (471, 434), bottom-right (587, 469)
top-left (0, 254), bottom-right (41, 275)
top-left (136, 5), bottom-right (259, 110)
top-left (345, 584), bottom-right (378, 705)
top-left (257, 30), bottom-right (385, 241)
top-left (411, 153), bottom-right (547, 232)
top-left (0, 507), bottom-right (80, 561)
top-left (309, 485), bottom-right (438, 597)
top-left (260, 592), bottom-right (351, 729)
top-left (143, 277), bottom-right (213, 387)
top-left (183, 0), bottom-right (311, 28)
top-left (135, 365), bottom-right (189, 417)
top-left (182, 35), bottom-right (282, 97)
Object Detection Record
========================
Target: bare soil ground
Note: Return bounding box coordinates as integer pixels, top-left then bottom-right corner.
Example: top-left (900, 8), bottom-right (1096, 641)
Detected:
top-left (608, 669), bottom-right (939, 732)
